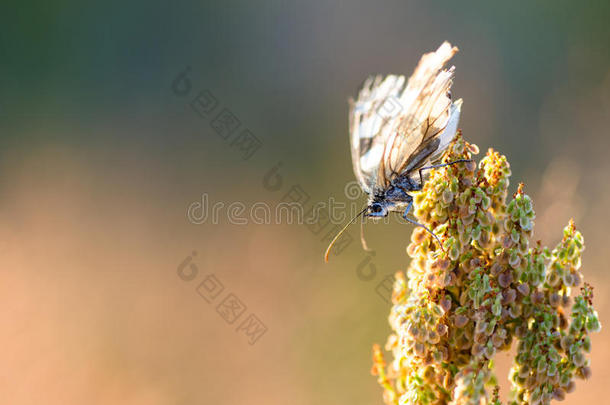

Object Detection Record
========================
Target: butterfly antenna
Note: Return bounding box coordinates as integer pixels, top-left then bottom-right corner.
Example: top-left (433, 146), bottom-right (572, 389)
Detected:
top-left (360, 216), bottom-right (372, 251)
top-left (324, 207), bottom-right (368, 263)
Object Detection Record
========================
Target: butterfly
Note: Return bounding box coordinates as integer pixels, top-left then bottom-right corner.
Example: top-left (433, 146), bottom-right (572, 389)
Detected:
top-left (325, 42), bottom-right (470, 262)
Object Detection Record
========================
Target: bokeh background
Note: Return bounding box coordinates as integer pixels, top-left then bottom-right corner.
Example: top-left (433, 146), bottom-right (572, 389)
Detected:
top-left (2, 1), bottom-right (610, 404)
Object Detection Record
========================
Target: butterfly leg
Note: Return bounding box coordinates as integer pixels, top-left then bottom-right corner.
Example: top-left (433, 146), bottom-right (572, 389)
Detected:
top-left (402, 201), bottom-right (445, 251)
top-left (417, 159), bottom-right (472, 189)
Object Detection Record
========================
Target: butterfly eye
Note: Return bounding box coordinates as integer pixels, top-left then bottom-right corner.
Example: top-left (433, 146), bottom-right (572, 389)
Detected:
top-left (370, 203), bottom-right (383, 213)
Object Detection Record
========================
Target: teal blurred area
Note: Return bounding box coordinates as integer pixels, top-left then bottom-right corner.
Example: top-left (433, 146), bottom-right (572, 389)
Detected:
top-left (1, 1), bottom-right (609, 404)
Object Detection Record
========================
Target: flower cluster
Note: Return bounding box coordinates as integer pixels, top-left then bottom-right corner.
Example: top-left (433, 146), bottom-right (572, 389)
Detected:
top-left (371, 134), bottom-right (601, 405)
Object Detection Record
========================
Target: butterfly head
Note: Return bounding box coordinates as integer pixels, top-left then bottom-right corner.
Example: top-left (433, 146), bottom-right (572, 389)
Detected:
top-left (366, 200), bottom-right (391, 218)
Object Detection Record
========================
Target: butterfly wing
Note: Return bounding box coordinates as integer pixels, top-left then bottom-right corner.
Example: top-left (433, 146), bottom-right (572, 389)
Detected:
top-left (379, 42), bottom-right (461, 186)
top-left (349, 42), bottom-right (461, 193)
top-left (394, 99), bottom-right (462, 179)
top-left (349, 74), bottom-right (408, 194)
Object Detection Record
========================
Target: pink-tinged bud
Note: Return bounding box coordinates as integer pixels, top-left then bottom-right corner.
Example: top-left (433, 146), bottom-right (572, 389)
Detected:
top-left (502, 288), bottom-right (517, 304)
top-left (572, 272), bottom-right (582, 287)
top-left (427, 330), bottom-right (440, 344)
top-left (454, 314), bottom-right (469, 328)
top-left (492, 332), bottom-right (505, 348)
top-left (406, 242), bottom-right (418, 257)
top-left (471, 343), bottom-right (485, 357)
top-left (490, 261), bottom-right (503, 276)
top-left (549, 293), bottom-right (561, 307)
top-left (465, 159), bottom-right (477, 171)
top-left (502, 235), bottom-right (514, 249)
top-left (532, 290), bottom-right (544, 304)
top-left (440, 296), bottom-right (452, 313)
top-left (552, 388), bottom-right (566, 401)
top-left (475, 321), bottom-right (487, 335)
top-left (414, 342), bottom-right (426, 358)
top-left (579, 366), bottom-right (592, 380)
top-left (573, 351), bottom-right (586, 368)
top-left (517, 283), bottom-right (530, 296)
top-left (498, 271), bottom-right (513, 288)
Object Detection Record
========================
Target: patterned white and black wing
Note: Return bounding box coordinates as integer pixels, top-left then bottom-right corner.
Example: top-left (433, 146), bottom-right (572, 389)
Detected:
top-left (378, 42), bottom-right (461, 186)
top-left (349, 75), bottom-right (407, 194)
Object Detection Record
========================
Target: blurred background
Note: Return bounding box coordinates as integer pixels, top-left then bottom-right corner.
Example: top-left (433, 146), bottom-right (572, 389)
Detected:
top-left (1, 1), bottom-right (610, 404)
